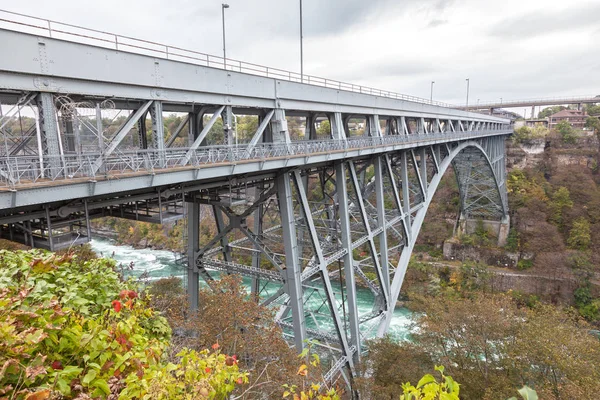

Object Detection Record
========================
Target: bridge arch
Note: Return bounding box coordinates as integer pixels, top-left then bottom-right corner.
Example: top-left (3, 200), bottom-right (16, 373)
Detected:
top-left (377, 139), bottom-right (508, 335)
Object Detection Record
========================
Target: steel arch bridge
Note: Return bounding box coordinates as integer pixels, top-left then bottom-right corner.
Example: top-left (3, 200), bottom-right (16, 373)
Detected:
top-left (0, 14), bottom-right (512, 388)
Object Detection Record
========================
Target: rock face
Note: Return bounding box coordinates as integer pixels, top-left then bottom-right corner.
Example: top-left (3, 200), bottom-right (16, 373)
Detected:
top-left (443, 239), bottom-right (518, 268)
top-left (506, 134), bottom-right (600, 170)
top-left (506, 138), bottom-right (546, 170)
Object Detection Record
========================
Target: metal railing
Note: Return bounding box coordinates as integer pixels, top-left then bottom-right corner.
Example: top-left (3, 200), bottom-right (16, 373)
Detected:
top-left (466, 95), bottom-right (600, 109)
top-left (0, 9), bottom-right (455, 108)
top-left (0, 129), bottom-right (512, 189)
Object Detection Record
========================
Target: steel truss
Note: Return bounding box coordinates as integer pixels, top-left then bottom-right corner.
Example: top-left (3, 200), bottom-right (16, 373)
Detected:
top-left (0, 26), bottom-right (512, 391)
top-left (183, 138), bottom-right (509, 389)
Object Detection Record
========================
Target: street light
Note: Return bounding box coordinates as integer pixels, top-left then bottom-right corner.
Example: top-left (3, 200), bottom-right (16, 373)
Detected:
top-left (465, 78), bottom-right (470, 108)
top-left (221, 3), bottom-right (229, 69)
top-left (430, 81), bottom-right (435, 103)
top-left (300, 0), bottom-right (304, 83)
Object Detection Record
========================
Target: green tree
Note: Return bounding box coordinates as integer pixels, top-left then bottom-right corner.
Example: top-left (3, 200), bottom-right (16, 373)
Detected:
top-left (585, 116), bottom-right (600, 134)
top-left (567, 217), bottom-right (591, 250)
top-left (585, 104), bottom-right (600, 116)
top-left (548, 186), bottom-right (573, 227)
top-left (538, 105), bottom-right (566, 119)
top-left (316, 119), bottom-right (331, 138)
top-left (512, 126), bottom-right (532, 143)
top-left (555, 120), bottom-right (575, 143)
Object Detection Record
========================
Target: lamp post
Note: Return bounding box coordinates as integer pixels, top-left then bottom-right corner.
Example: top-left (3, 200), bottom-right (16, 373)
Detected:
top-left (430, 81), bottom-right (435, 103)
top-left (300, 0), bottom-right (304, 83)
top-left (465, 78), bottom-right (470, 108)
top-left (221, 3), bottom-right (229, 69)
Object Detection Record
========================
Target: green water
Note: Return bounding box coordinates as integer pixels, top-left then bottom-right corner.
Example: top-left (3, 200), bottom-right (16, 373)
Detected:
top-left (91, 238), bottom-right (413, 340)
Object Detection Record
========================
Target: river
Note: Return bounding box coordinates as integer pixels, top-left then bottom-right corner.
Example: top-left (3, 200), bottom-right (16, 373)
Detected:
top-left (90, 238), bottom-right (413, 340)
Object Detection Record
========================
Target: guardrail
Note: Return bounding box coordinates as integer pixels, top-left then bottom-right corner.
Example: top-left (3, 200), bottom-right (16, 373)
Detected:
top-left (0, 129), bottom-right (512, 189)
top-left (0, 9), bottom-right (455, 108)
top-left (466, 95), bottom-right (599, 108)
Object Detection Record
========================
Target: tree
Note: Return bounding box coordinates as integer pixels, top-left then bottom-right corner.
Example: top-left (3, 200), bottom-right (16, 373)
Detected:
top-left (585, 104), bottom-right (600, 116)
top-left (585, 116), bottom-right (600, 134)
top-left (316, 119), bottom-right (331, 138)
top-left (555, 120), bottom-right (575, 143)
top-left (538, 105), bottom-right (566, 119)
top-left (567, 217), bottom-right (591, 250)
top-left (149, 276), bottom-right (302, 398)
top-left (512, 126), bottom-right (532, 143)
top-left (364, 293), bottom-right (600, 399)
top-left (548, 186), bottom-right (573, 227)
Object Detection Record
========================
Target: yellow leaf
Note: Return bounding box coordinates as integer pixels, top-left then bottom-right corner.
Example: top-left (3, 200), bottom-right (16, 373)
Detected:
top-left (297, 364), bottom-right (308, 376)
top-left (25, 390), bottom-right (50, 400)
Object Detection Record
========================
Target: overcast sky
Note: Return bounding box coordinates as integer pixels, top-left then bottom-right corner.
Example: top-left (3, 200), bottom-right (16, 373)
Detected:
top-left (2, 0), bottom-right (599, 115)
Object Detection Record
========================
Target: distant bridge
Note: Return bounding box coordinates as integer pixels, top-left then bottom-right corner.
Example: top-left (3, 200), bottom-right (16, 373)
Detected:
top-left (0, 10), bottom-right (511, 389)
top-left (461, 95), bottom-right (599, 116)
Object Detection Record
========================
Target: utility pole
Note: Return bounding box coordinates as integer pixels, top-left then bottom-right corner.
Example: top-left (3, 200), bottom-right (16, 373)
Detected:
top-left (430, 81), bottom-right (435, 103)
top-left (222, 3), bottom-right (229, 69)
top-left (300, 0), bottom-right (304, 83)
top-left (465, 78), bottom-right (470, 108)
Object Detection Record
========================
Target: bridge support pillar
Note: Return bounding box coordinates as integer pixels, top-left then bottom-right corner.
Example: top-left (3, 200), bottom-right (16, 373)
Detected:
top-left (277, 172), bottom-right (306, 350)
top-left (150, 101), bottom-right (166, 168)
top-left (223, 105), bottom-right (234, 145)
top-left (455, 213), bottom-right (510, 247)
top-left (37, 93), bottom-right (64, 179)
top-left (271, 109), bottom-right (290, 143)
top-left (186, 198), bottom-right (200, 311)
top-left (335, 161), bottom-right (361, 361)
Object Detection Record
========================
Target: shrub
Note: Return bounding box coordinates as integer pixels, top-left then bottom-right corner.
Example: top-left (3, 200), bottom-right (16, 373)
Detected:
top-left (517, 259), bottom-right (533, 270)
top-left (0, 250), bottom-right (244, 399)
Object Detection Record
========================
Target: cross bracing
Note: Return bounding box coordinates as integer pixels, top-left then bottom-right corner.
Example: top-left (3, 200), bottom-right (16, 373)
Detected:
top-left (0, 25), bottom-right (512, 391)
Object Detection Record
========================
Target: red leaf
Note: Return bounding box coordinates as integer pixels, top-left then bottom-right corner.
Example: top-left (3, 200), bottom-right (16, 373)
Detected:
top-left (119, 290), bottom-right (129, 300)
top-left (50, 361), bottom-right (63, 370)
top-left (112, 300), bottom-right (122, 313)
top-left (127, 290), bottom-right (138, 299)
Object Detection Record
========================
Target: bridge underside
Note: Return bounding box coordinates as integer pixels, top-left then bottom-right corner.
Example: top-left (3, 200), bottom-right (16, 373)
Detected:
top-left (0, 26), bottom-right (511, 387)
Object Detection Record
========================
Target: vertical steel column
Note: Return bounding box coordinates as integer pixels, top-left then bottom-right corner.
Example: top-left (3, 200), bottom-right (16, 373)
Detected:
top-left (95, 103), bottom-right (104, 152)
top-left (400, 152), bottom-right (412, 241)
top-left (335, 161), bottom-right (361, 354)
top-left (73, 110), bottom-right (81, 159)
top-left (271, 109), bottom-right (290, 144)
top-left (37, 93), bottom-right (64, 178)
top-left (277, 172), bottom-right (306, 350)
top-left (374, 156), bottom-right (390, 294)
top-left (213, 205), bottom-right (232, 262)
top-left (138, 111), bottom-right (148, 149)
top-left (187, 199), bottom-right (200, 311)
top-left (420, 147), bottom-right (428, 193)
top-left (224, 105), bottom-right (234, 145)
top-left (251, 185), bottom-right (264, 296)
top-left (330, 112), bottom-right (347, 141)
top-left (188, 110), bottom-right (197, 146)
top-left (150, 101), bottom-right (166, 168)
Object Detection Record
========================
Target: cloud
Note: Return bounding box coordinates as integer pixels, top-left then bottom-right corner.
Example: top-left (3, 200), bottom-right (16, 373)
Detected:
top-left (488, 3), bottom-right (600, 39)
top-left (428, 19), bottom-right (448, 28)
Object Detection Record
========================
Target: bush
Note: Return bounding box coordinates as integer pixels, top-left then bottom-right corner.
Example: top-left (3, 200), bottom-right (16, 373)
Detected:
top-left (517, 259), bottom-right (533, 270)
top-left (0, 250), bottom-right (245, 399)
top-left (567, 217), bottom-right (591, 250)
top-left (556, 120), bottom-right (576, 143)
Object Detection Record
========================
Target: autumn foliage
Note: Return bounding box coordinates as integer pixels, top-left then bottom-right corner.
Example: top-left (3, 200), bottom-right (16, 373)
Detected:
top-left (0, 249), bottom-right (245, 399)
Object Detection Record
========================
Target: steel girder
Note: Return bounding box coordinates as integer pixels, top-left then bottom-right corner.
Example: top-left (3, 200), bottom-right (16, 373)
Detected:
top-left (182, 137), bottom-right (508, 389)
